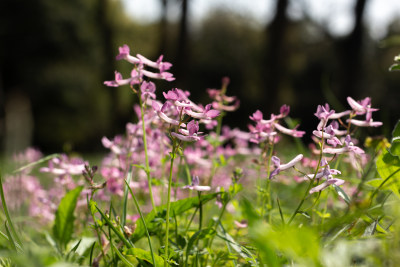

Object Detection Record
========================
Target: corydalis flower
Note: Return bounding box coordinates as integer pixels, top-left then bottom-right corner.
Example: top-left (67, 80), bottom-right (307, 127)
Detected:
top-left (248, 106), bottom-right (305, 144)
top-left (104, 44), bottom-right (175, 87)
top-left (269, 154), bottom-right (303, 179)
top-left (305, 159), bottom-right (344, 194)
top-left (183, 176), bottom-right (211, 191)
top-left (323, 135), bottom-right (365, 155)
top-left (171, 120), bottom-right (204, 142)
top-left (152, 101), bottom-right (184, 126)
top-left (346, 96), bottom-right (382, 127)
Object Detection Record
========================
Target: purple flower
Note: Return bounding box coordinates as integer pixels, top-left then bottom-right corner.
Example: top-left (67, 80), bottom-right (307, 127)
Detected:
top-left (184, 104), bottom-right (220, 120)
top-left (141, 69), bottom-right (175, 81)
top-left (152, 101), bottom-right (184, 126)
top-left (140, 81), bottom-right (156, 100)
top-left (171, 120), bottom-right (203, 142)
top-left (309, 178), bottom-right (345, 194)
top-left (249, 110), bottom-right (263, 122)
top-left (183, 176), bottom-right (211, 191)
top-left (304, 159), bottom-right (344, 194)
top-left (269, 154), bottom-right (303, 179)
top-left (347, 119), bottom-right (383, 127)
top-left (137, 54), bottom-right (172, 72)
top-left (274, 123), bottom-right (305, 138)
top-left (116, 44), bottom-right (141, 64)
top-left (323, 135), bottom-right (365, 155)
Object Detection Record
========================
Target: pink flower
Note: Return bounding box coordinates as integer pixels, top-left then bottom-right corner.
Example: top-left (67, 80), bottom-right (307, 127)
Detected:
top-left (141, 69), bottom-right (175, 81)
top-left (234, 220), bottom-right (248, 228)
top-left (152, 101), bottom-right (183, 126)
top-left (184, 104), bottom-right (220, 120)
top-left (323, 135), bottom-right (365, 155)
top-left (171, 120), bottom-right (203, 142)
top-left (140, 81), bottom-right (156, 100)
top-left (269, 154), bottom-right (303, 179)
top-left (274, 123), bottom-right (305, 138)
top-left (137, 54), bottom-right (172, 72)
top-left (249, 110), bottom-right (263, 122)
top-left (309, 178), bottom-right (345, 194)
top-left (347, 119), bottom-right (382, 127)
top-left (116, 44), bottom-right (141, 64)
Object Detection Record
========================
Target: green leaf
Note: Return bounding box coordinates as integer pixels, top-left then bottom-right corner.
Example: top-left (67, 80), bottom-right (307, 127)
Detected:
top-left (333, 184), bottom-right (351, 204)
top-left (362, 220), bottom-right (377, 236)
top-left (53, 186), bottom-right (83, 251)
top-left (185, 228), bottom-right (216, 264)
top-left (390, 120), bottom-right (400, 157)
top-left (69, 237), bottom-right (96, 256)
top-left (216, 223), bottom-right (257, 265)
top-left (124, 248), bottom-right (165, 266)
top-left (131, 193), bottom-right (220, 242)
top-left (375, 149), bottom-right (400, 199)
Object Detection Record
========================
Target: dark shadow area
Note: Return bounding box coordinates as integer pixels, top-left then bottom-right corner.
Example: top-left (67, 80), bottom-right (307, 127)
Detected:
top-left (1, 0), bottom-right (400, 154)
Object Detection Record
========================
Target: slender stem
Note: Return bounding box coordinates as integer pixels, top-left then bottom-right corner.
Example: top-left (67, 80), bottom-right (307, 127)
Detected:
top-left (198, 192), bottom-right (203, 231)
top-left (138, 96), bottom-right (157, 213)
top-left (0, 170), bottom-right (22, 248)
top-left (125, 179), bottom-right (157, 267)
top-left (288, 147), bottom-right (324, 225)
top-left (184, 207), bottom-right (198, 235)
top-left (261, 142), bottom-right (274, 221)
top-left (164, 138), bottom-right (178, 267)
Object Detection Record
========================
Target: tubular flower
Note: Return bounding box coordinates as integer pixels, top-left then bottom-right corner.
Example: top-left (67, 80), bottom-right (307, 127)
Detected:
top-left (171, 120), bottom-right (204, 142)
top-left (269, 154), bottom-right (304, 179)
top-left (104, 44), bottom-right (175, 87)
top-left (323, 135), bottom-right (365, 155)
top-left (248, 105), bottom-right (304, 144)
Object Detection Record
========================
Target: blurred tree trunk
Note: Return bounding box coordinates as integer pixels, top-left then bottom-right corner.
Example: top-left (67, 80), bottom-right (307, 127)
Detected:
top-left (336, 0), bottom-right (367, 99)
top-left (264, 0), bottom-right (289, 113)
top-left (175, 0), bottom-right (189, 85)
top-left (0, 72), bottom-right (4, 153)
top-left (158, 0), bottom-right (168, 55)
top-left (97, 0), bottom-right (125, 135)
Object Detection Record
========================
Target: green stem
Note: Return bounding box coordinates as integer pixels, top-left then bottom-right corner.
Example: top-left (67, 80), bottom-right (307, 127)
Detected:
top-left (164, 139), bottom-right (178, 267)
top-left (139, 95), bottom-right (157, 213)
top-left (198, 192), bottom-right (203, 231)
top-left (184, 207), bottom-right (198, 236)
top-left (261, 142), bottom-right (274, 221)
top-left (125, 179), bottom-right (157, 267)
top-left (288, 141), bottom-right (324, 225)
top-left (0, 170), bottom-right (22, 248)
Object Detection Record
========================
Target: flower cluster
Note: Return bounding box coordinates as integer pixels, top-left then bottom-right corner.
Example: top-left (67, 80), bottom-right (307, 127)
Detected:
top-left (248, 104), bottom-right (305, 144)
top-left (104, 44), bottom-right (174, 87)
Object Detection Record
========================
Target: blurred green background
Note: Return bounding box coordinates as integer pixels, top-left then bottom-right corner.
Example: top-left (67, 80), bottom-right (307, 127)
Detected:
top-left (1, 0), bottom-right (400, 155)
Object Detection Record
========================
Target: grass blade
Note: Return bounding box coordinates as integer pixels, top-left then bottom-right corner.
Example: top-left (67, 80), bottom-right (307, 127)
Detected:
top-left (4, 222), bottom-right (17, 251)
top-left (0, 171), bottom-right (22, 248)
top-left (124, 178), bottom-right (157, 267)
top-left (12, 153), bottom-right (60, 173)
top-left (111, 242), bottom-right (135, 267)
top-left (122, 168), bottom-right (132, 228)
top-left (95, 205), bottom-right (133, 249)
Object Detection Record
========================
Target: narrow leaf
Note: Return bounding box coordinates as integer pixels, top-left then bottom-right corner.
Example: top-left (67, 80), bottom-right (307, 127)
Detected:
top-left (333, 185), bottom-right (351, 204)
top-left (13, 153), bottom-right (60, 173)
top-left (111, 242), bottom-right (135, 267)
